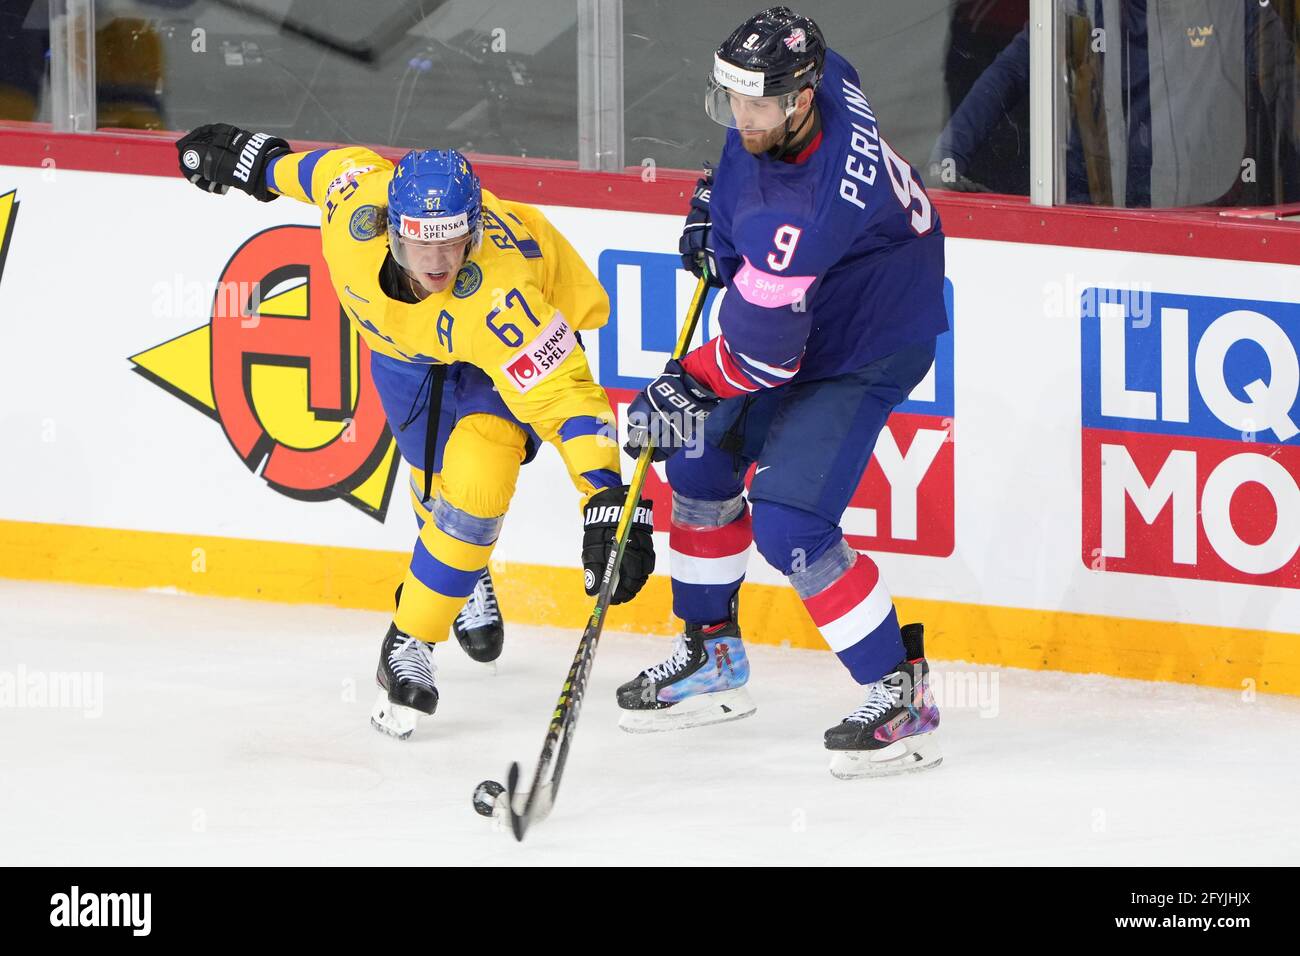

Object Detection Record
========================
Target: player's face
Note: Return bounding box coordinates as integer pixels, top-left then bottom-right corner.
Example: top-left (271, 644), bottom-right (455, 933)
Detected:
top-left (738, 121), bottom-right (785, 153)
top-left (396, 235), bottom-right (471, 294)
top-left (728, 91), bottom-right (789, 138)
top-left (733, 88), bottom-right (813, 154)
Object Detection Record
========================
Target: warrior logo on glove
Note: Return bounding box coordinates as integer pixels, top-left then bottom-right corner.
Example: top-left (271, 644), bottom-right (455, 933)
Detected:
top-left (582, 488), bottom-right (655, 604)
top-left (175, 123), bottom-right (290, 201)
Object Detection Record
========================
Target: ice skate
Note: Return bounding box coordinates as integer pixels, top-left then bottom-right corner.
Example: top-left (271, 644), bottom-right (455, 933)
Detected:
top-left (452, 569), bottom-right (504, 665)
top-left (370, 623), bottom-right (439, 740)
top-left (825, 623), bottom-right (941, 778)
top-left (616, 610), bottom-right (755, 733)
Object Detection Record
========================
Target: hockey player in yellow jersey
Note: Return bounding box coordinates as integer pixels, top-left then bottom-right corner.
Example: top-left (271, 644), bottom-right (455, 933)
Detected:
top-left (175, 124), bottom-right (656, 739)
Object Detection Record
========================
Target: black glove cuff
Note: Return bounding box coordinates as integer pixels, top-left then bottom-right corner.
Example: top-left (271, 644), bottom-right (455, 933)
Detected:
top-left (249, 139), bottom-right (292, 201)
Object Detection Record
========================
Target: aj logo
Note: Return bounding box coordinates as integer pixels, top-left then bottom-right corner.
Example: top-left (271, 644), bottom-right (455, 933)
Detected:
top-left (130, 225), bottom-right (402, 519)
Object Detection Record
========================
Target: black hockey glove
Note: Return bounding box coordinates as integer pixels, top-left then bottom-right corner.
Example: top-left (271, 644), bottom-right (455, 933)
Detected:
top-left (582, 487), bottom-right (655, 605)
top-left (176, 123), bottom-right (291, 201)
top-left (678, 164), bottom-right (722, 286)
top-left (623, 359), bottom-right (720, 462)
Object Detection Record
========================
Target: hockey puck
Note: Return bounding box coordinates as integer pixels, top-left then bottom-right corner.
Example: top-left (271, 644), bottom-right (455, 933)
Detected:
top-left (472, 779), bottom-right (506, 817)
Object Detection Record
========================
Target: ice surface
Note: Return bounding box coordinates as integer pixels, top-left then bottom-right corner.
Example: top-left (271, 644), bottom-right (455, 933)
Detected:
top-left (1, 580), bottom-right (1297, 865)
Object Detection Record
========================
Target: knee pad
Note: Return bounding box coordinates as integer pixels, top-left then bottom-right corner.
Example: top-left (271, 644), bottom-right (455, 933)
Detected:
top-left (751, 500), bottom-right (845, 578)
top-left (431, 493), bottom-right (503, 546)
top-left (665, 443), bottom-right (747, 503)
top-left (438, 413), bottom-right (526, 518)
top-left (671, 491), bottom-right (746, 528)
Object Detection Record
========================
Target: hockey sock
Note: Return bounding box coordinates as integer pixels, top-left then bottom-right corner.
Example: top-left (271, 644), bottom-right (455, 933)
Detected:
top-left (669, 493), bottom-right (752, 626)
top-left (794, 542), bottom-right (904, 684)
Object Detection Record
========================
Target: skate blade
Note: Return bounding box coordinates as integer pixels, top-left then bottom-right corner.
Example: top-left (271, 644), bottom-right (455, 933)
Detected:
top-left (828, 733), bottom-right (942, 779)
top-left (369, 691), bottom-right (423, 741)
top-left (618, 687), bottom-right (756, 734)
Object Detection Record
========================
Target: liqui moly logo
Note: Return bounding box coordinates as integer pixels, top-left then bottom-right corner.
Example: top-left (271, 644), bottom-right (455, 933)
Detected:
top-left (842, 278), bottom-right (955, 557)
top-left (598, 244), bottom-right (956, 555)
top-left (1082, 289), bottom-right (1300, 587)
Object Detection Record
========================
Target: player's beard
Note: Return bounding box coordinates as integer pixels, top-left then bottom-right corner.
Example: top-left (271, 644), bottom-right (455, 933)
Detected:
top-left (739, 127), bottom-right (784, 155)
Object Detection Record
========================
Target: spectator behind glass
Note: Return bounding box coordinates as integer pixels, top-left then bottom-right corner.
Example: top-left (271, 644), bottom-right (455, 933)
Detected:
top-left (0, 0), bottom-right (46, 122)
top-left (932, 0), bottom-right (1030, 196)
top-left (0, 0), bottom-right (175, 130)
top-left (930, 0), bottom-right (1300, 207)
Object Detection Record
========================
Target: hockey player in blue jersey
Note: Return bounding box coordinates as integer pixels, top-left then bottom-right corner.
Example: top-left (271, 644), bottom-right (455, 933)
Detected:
top-left (618, 7), bottom-right (946, 778)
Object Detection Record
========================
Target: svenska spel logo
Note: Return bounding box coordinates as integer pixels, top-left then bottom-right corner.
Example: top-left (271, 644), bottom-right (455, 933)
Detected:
top-left (1081, 288), bottom-right (1300, 587)
top-left (505, 353), bottom-right (540, 388)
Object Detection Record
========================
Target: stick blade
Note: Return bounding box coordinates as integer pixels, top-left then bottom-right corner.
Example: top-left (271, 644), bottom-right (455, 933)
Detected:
top-left (506, 761), bottom-right (529, 842)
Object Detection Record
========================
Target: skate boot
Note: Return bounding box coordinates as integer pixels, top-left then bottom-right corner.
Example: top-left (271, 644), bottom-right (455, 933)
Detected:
top-left (370, 623), bottom-right (439, 740)
top-left (451, 569), bottom-right (504, 664)
top-left (616, 605), bottom-right (755, 733)
top-left (824, 623), bottom-right (942, 778)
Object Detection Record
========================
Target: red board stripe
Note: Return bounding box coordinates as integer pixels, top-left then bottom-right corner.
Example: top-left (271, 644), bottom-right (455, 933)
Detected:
top-left (3, 124), bottom-right (1300, 263)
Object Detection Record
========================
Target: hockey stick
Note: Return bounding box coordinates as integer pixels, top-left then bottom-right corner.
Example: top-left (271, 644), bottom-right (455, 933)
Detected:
top-left (501, 270), bottom-right (711, 842)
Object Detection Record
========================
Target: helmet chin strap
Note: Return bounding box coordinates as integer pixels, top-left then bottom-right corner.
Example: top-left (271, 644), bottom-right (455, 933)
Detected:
top-left (399, 263), bottom-right (431, 302)
top-left (766, 98), bottom-right (816, 162)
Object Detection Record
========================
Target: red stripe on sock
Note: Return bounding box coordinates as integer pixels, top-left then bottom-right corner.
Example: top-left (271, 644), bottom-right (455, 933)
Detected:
top-left (801, 553), bottom-right (880, 627)
top-left (669, 508), bottom-right (752, 558)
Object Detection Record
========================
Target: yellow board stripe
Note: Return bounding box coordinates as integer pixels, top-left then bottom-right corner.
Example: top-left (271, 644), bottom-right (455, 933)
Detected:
top-left (0, 518), bottom-right (1295, 695)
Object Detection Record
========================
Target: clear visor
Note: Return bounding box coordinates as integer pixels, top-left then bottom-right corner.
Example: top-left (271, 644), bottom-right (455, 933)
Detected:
top-left (389, 230), bottom-right (473, 282)
top-left (704, 75), bottom-right (799, 131)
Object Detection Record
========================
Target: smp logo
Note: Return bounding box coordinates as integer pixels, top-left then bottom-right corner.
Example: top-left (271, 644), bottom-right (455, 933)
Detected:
top-left (597, 248), bottom-right (955, 557)
top-left (1081, 289), bottom-right (1300, 587)
top-left (130, 225), bottom-right (402, 519)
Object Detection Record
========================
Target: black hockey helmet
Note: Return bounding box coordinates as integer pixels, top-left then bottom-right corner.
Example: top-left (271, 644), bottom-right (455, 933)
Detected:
top-left (705, 6), bottom-right (827, 131)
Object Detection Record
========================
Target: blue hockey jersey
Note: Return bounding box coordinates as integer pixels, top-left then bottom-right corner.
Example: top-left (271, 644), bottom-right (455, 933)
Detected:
top-left (681, 49), bottom-right (949, 398)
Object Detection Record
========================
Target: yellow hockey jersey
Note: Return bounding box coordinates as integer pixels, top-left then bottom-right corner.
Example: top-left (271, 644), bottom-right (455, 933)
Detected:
top-left (266, 146), bottom-right (619, 501)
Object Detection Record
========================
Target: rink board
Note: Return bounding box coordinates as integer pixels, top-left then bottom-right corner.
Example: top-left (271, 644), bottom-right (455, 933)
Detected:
top-left (1, 131), bottom-right (1298, 695)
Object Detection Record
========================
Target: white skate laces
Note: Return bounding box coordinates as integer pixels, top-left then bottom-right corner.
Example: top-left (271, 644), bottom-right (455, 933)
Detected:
top-left (389, 635), bottom-right (437, 688)
top-left (845, 677), bottom-right (900, 724)
top-left (456, 572), bottom-right (499, 632)
top-left (644, 634), bottom-right (692, 682)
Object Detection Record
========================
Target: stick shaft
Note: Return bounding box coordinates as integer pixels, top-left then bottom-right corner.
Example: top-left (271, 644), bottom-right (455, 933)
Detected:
top-left (510, 273), bottom-right (711, 839)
